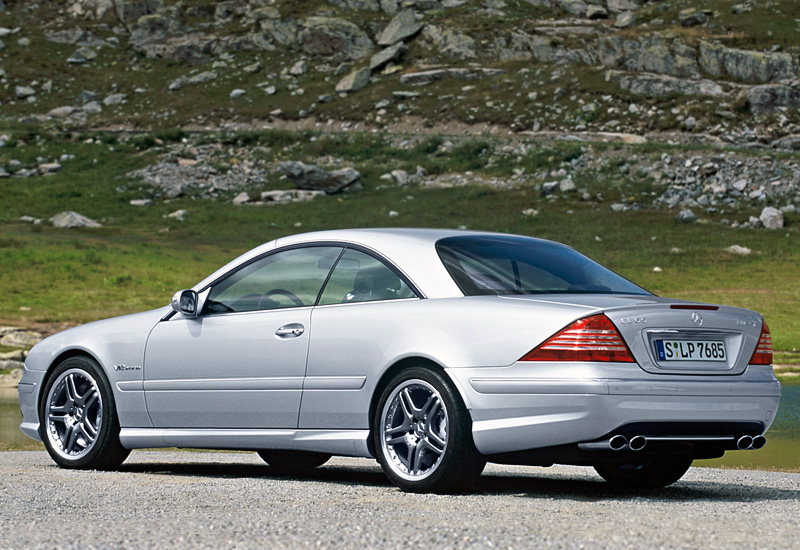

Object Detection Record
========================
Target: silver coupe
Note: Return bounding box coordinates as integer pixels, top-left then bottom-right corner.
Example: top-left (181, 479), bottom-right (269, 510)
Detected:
top-left (19, 229), bottom-right (781, 492)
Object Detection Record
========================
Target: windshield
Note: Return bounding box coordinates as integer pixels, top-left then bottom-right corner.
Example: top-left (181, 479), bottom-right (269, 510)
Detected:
top-left (436, 235), bottom-right (651, 297)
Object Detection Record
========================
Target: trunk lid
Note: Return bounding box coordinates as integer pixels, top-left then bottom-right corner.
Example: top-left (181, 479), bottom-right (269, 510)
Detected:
top-left (502, 295), bottom-right (764, 375)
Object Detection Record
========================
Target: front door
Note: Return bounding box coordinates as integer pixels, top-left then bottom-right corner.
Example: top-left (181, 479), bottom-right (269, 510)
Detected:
top-left (143, 246), bottom-right (343, 429)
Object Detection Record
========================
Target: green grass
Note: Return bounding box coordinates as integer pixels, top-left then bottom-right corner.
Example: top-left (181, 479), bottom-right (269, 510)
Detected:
top-left (1, 131), bottom-right (799, 352)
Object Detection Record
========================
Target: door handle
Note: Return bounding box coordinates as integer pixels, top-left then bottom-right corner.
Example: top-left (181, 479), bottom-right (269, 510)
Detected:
top-left (275, 323), bottom-right (305, 338)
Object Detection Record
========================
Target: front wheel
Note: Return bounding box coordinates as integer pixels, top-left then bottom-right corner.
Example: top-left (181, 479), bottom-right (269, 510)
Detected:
top-left (40, 357), bottom-right (130, 470)
top-left (594, 456), bottom-right (693, 489)
top-left (373, 367), bottom-right (485, 493)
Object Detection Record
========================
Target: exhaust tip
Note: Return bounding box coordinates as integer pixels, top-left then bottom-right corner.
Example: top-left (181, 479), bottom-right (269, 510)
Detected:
top-left (737, 435), bottom-right (754, 450)
top-left (628, 435), bottom-right (647, 452)
top-left (609, 435), bottom-right (628, 451)
top-left (751, 435), bottom-right (766, 450)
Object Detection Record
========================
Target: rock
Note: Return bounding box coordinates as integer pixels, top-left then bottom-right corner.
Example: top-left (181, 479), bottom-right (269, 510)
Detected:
top-left (377, 10), bottom-right (423, 47)
top-left (399, 69), bottom-right (448, 86)
top-left (586, 6), bottom-right (607, 19)
top-left (335, 67), bottom-right (372, 92)
top-left (615, 73), bottom-right (725, 98)
top-left (749, 216), bottom-right (762, 228)
top-left (243, 62), bottom-right (262, 74)
top-left (746, 82), bottom-right (800, 115)
top-left (521, 208), bottom-right (539, 217)
top-left (230, 88), bottom-right (246, 98)
top-left (300, 17), bottom-right (375, 62)
top-left (554, 0), bottom-right (587, 17)
top-left (67, 47), bottom-right (98, 64)
top-left (329, 0), bottom-right (380, 10)
top-left (679, 8), bottom-right (707, 27)
top-left (421, 26), bottom-right (476, 60)
top-left (559, 178), bottom-right (576, 192)
top-left (167, 209), bottom-right (187, 220)
top-left (369, 42), bottom-right (406, 71)
top-left (48, 106), bottom-right (75, 118)
top-left (82, 101), bottom-right (103, 113)
top-left (0, 349), bottom-right (25, 361)
top-left (724, 245), bottom-right (751, 256)
top-left (51, 211), bottom-right (102, 229)
top-left (676, 209), bottom-right (697, 223)
top-left (103, 93), bottom-right (127, 105)
top-left (391, 169), bottom-right (409, 186)
top-left (15, 86), bottom-right (36, 99)
top-left (259, 190), bottom-right (325, 203)
top-left (279, 161), bottom-right (361, 193)
top-left (699, 41), bottom-right (796, 84)
top-left (380, 0), bottom-right (399, 14)
top-left (232, 192), bottom-right (250, 205)
top-left (289, 60), bottom-right (307, 76)
top-left (0, 330), bottom-right (43, 348)
top-left (614, 11), bottom-right (635, 28)
top-left (606, 0), bottom-right (639, 12)
top-left (169, 71), bottom-right (218, 91)
top-left (759, 207), bottom-right (784, 230)
top-left (38, 163), bottom-right (62, 174)
top-left (130, 199), bottom-right (153, 206)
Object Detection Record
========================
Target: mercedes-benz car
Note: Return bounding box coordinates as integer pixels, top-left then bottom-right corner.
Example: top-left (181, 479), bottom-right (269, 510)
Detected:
top-left (19, 228), bottom-right (781, 492)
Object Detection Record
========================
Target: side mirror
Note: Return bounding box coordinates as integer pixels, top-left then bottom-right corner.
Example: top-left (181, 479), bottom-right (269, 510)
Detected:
top-left (171, 289), bottom-right (199, 319)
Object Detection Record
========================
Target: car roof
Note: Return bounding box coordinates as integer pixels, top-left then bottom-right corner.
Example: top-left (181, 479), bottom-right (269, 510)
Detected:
top-left (193, 228), bottom-right (541, 299)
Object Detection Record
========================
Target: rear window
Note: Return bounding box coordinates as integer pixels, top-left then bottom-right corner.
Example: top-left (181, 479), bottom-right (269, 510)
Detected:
top-left (436, 235), bottom-right (651, 297)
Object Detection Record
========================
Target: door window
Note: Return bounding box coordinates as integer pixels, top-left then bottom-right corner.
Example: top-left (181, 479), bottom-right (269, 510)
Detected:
top-left (204, 246), bottom-right (343, 314)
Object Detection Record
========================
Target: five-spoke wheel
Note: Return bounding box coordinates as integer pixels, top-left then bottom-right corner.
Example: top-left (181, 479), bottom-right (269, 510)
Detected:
top-left (41, 357), bottom-right (129, 469)
top-left (374, 367), bottom-right (485, 493)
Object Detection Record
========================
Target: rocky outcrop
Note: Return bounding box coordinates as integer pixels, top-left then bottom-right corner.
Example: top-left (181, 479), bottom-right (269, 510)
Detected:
top-left (699, 41), bottom-right (797, 84)
top-left (614, 73), bottom-right (725, 98)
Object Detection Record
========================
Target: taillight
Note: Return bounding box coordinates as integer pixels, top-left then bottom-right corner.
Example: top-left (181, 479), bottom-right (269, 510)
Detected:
top-left (748, 321), bottom-right (773, 365)
top-left (521, 314), bottom-right (635, 363)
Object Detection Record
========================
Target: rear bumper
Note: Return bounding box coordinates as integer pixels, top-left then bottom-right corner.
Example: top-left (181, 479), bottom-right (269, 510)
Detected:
top-left (447, 362), bottom-right (781, 455)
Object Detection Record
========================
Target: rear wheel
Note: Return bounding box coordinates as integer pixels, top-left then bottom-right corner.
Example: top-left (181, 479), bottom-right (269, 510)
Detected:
top-left (594, 456), bottom-right (693, 489)
top-left (374, 367), bottom-right (485, 493)
top-left (257, 450), bottom-right (331, 473)
top-left (40, 357), bottom-right (130, 470)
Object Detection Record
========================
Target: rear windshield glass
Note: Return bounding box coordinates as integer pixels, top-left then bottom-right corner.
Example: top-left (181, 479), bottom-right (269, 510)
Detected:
top-left (436, 235), bottom-right (651, 296)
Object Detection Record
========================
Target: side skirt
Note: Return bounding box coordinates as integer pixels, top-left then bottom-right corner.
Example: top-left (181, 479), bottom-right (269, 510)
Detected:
top-left (119, 428), bottom-right (373, 458)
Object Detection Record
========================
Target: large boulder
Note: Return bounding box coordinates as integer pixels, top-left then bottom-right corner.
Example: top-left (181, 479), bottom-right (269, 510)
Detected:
top-left (377, 10), bottom-right (423, 46)
top-left (279, 162), bottom-right (361, 194)
top-left (699, 41), bottom-right (797, 84)
top-left (554, 0), bottom-right (587, 17)
top-left (299, 17), bottom-right (375, 62)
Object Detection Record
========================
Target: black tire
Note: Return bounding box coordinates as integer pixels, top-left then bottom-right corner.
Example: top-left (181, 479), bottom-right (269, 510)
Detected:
top-left (257, 450), bottom-right (331, 473)
top-left (40, 357), bottom-right (130, 470)
top-left (593, 456), bottom-right (693, 489)
top-left (373, 367), bottom-right (485, 493)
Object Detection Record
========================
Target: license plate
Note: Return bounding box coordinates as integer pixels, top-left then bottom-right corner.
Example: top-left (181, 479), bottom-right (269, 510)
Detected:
top-left (655, 340), bottom-right (727, 362)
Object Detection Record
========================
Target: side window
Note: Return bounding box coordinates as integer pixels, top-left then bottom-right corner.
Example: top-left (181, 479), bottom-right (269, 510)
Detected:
top-left (204, 247), bottom-right (343, 314)
top-left (318, 249), bottom-right (417, 306)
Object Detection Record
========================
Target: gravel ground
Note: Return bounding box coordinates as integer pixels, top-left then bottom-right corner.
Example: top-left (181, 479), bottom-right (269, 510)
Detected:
top-left (1, 451), bottom-right (799, 550)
